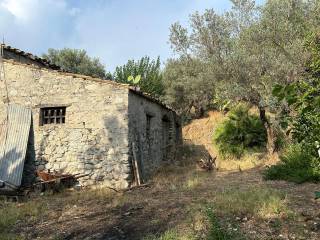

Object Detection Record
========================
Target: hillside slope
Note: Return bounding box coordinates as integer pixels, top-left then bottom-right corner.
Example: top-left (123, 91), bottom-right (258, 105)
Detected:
top-left (182, 111), bottom-right (273, 171)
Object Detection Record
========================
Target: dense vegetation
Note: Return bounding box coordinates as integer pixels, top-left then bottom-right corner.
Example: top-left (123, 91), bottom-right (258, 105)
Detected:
top-left (214, 104), bottom-right (267, 158)
top-left (264, 33), bottom-right (320, 182)
top-left (163, 0), bottom-right (320, 182)
top-left (113, 56), bottom-right (164, 96)
top-left (42, 48), bottom-right (108, 79)
top-left (42, 49), bottom-right (164, 96)
top-left (163, 0), bottom-right (320, 157)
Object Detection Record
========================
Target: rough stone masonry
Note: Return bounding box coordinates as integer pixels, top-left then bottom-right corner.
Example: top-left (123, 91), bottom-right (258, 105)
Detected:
top-left (0, 46), bottom-right (182, 189)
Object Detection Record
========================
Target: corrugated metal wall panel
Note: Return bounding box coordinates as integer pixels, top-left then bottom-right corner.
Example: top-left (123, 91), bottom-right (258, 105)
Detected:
top-left (0, 104), bottom-right (31, 188)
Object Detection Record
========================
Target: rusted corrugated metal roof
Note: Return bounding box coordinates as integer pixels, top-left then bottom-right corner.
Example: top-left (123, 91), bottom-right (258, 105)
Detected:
top-left (0, 105), bottom-right (31, 189)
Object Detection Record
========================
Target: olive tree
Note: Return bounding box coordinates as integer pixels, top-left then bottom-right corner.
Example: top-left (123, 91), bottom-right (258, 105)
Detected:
top-left (164, 0), bottom-right (319, 153)
top-left (43, 48), bottom-right (107, 79)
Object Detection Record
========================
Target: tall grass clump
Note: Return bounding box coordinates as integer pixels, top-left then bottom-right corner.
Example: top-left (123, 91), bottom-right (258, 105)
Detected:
top-left (213, 104), bottom-right (267, 158)
top-left (264, 143), bottom-right (320, 183)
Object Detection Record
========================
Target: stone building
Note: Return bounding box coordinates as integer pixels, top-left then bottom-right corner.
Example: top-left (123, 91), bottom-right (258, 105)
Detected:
top-left (0, 45), bottom-right (182, 189)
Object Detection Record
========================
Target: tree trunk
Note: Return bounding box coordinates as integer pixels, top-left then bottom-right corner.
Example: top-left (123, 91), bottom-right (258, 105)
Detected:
top-left (258, 106), bottom-right (275, 155)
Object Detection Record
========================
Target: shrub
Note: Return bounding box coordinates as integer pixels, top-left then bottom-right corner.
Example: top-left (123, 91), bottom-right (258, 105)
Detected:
top-left (264, 144), bottom-right (320, 183)
top-left (213, 104), bottom-right (267, 158)
top-left (269, 33), bottom-right (320, 183)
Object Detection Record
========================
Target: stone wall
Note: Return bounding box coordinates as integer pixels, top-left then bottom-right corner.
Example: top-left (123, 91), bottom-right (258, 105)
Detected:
top-left (0, 60), bottom-right (131, 188)
top-left (128, 90), bottom-right (182, 182)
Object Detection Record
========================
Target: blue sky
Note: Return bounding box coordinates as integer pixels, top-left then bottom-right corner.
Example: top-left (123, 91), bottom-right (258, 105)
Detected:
top-left (0, 0), bottom-right (264, 71)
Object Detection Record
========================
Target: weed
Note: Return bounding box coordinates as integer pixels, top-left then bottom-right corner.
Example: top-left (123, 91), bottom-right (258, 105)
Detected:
top-left (269, 218), bottom-right (282, 232)
top-left (206, 208), bottom-right (246, 240)
top-left (184, 175), bottom-right (200, 190)
top-left (264, 143), bottom-right (320, 183)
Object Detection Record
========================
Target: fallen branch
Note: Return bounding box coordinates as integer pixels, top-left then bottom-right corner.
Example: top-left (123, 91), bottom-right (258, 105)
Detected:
top-left (106, 186), bottom-right (121, 193)
top-left (124, 183), bottom-right (152, 192)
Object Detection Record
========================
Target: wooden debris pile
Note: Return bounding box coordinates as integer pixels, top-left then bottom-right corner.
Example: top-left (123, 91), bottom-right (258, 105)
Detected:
top-left (35, 170), bottom-right (88, 192)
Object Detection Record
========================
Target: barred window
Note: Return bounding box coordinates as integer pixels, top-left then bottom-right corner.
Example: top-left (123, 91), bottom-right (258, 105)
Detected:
top-left (40, 107), bottom-right (66, 126)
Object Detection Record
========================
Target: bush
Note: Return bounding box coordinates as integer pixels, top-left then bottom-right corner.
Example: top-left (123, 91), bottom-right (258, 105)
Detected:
top-left (264, 144), bottom-right (320, 183)
top-left (213, 104), bottom-right (267, 158)
top-left (268, 33), bottom-right (320, 183)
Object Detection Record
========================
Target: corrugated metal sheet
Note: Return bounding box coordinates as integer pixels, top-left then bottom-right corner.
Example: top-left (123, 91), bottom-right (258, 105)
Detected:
top-left (0, 104), bottom-right (31, 189)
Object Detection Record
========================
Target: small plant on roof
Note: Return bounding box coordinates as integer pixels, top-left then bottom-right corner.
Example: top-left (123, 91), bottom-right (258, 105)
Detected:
top-left (127, 75), bottom-right (141, 86)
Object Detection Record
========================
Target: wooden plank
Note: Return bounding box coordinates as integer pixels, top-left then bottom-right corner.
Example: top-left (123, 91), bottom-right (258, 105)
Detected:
top-left (132, 142), bottom-right (141, 186)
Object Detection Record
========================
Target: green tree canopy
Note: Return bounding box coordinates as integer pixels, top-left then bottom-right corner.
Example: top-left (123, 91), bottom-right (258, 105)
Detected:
top-left (165, 0), bottom-right (317, 114)
top-left (114, 56), bottom-right (164, 97)
top-left (43, 48), bottom-right (107, 79)
top-left (264, 32), bottom-right (320, 183)
top-left (163, 0), bottom-right (320, 151)
top-left (273, 32), bottom-right (320, 157)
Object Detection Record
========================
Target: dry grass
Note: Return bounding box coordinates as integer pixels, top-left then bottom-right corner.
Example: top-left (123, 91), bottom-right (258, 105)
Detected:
top-left (217, 152), bottom-right (267, 171)
top-left (212, 187), bottom-right (291, 219)
top-left (2, 163), bottom-right (320, 239)
top-left (0, 197), bottom-right (48, 239)
top-left (183, 111), bottom-right (277, 172)
top-left (143, 229), bottom-right (195, 240)
top-left (0, 189), bottom-right (125, 240)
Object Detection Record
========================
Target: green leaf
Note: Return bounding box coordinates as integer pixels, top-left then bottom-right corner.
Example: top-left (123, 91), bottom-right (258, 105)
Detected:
top-left (284, 84), bottom-right (295, 95)
top-left (272, 84), bottom-right (284, 97)
top-left (287, 96), bottom-right (298, 106)
top-left (301, 105), bottom-right (313, 114)
top-left (127, 75), bottom-right (134, 82)
top-left (133, 75), bottom-right (141, 84)
top-left (280, 120), bottom-right (289, 129)
top-left (313, 96), bottom-right (320, 107)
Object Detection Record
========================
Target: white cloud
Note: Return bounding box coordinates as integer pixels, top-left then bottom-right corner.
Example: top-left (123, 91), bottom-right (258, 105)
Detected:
top-left (0, 0), bottom-right (76, 55)
top-left (0, 0), bottom-right (250, 71)
top-left (1, 0), bottom-right (68, 22)
top-left (1, 0), bottom-right (28, 21)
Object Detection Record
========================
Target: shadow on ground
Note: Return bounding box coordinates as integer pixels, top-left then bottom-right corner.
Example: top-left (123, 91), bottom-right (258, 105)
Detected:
top-left (10, 141), bottom-right (320, 240)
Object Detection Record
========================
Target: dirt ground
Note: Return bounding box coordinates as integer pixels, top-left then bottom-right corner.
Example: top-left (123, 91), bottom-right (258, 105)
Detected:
top-left (3, 111), bottom-right (320, 240)
top-left (8, 168), bottom-right (320, 240)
